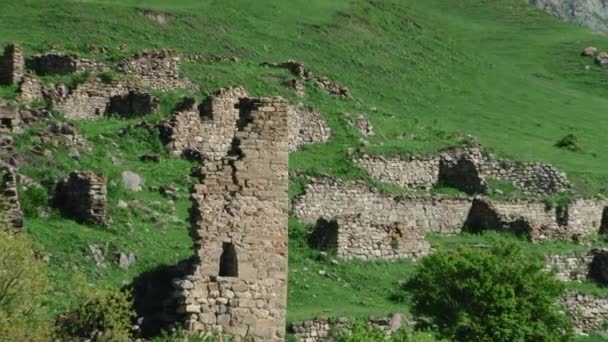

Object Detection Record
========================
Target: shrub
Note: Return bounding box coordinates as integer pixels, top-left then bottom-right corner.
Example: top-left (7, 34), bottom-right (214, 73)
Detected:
top-left (0, 232), bottom-right (52, 341)
top-left (401, 242), bottom-right (573, 342)
top-left (555, 134), bottom-right (581, 152)
top-left (20, 184), bottom-right (48, 218)
top-left (56, 283), bottom-right (134, 342)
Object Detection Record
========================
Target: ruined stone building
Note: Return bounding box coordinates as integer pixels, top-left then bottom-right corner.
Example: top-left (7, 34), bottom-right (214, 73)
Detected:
top-left (175, 97), bottom-right (289, 341)
top-left (54, 170), bottom-right (107, 225)
top-left (0, 44), bottom-right (24, 86)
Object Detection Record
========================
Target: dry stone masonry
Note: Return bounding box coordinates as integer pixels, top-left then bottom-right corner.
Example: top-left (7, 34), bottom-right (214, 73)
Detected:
top-left (289, 314), bottom-right (406, 342)
top-left (356, 145), bottom-right (570, 196)
top-left (160, 87), bottom-right (331, 157)
top-left (25, 52), bottom-right (105, 75)
top-left (159, 86), bottom-right (248, 160)
top-left (546, 249), bottom-right (608, 284)
top-left (262, 60), bottom-right (351, 97)
top-left (118, 49), bottom-right (198, 91)
top-left (106, 90), bottom-right (160, 117)
top-left (175, 97), bottom-right (289, 341)
top-left (562, 292), bottom-right (608, 333)
top-left (54, 170), bottom-right (107, 225)
top-left (309, 215), bottom-right (430, 261)
top-left (0, 44), bottom-right (24, 86)
top-left (288, 106), bottom-right (331, 151)
top-left (0, 101), bottom-right (23, 134)
top-left (0, 167), bottom-right (23, 230)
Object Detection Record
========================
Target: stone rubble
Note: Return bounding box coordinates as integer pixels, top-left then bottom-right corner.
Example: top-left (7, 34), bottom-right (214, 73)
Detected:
top-left (262, 60), bottom-right (351, 97)
top-left (561, 292), bottom-right (608, 333)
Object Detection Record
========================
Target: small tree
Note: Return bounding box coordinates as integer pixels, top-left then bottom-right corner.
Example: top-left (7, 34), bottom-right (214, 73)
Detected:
top-left (0, 232), bottom-right (52, 341)
top-left (402, 242), bottom-right (572, 342)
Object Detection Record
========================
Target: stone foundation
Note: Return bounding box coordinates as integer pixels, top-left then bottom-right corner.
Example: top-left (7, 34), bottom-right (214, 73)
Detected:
top-left (0, 44), bottom-right (24, 86)
top-left (289, 314), bottom-right (406, 342)
top-left (54, 170), bottom-right (107, 225)
top-left (310, 215), bottom-right (430, 261)
top-left (175, 97), bottom-right (288, 341)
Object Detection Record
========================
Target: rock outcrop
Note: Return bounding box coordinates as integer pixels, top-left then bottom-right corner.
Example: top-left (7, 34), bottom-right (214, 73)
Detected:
top-left (530, 0), bottom-right (608, 32)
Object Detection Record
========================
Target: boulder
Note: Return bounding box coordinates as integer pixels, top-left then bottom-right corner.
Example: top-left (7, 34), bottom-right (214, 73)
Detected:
top-left (122, 171), bottom-right (144, 192)
top-left (582, 46), bottom-right (598, 57)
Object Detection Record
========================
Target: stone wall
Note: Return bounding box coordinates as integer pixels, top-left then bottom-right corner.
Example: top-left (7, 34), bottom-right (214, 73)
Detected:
top-left (561, 292), bottom-right (608, 333)
top-left (106, 90), bottom-right (160, 117)
top-left (545, 252), bottom-right (593, 282)
top-left (289, 314), bottom-right (406, 342)
top-left (288, 106), bottom-right (331, 151)
top-left (25, 52), bottom-right (104, 75)
top-left (465, 198), bottom-right (608, 241)
top-left (54, 170), bottom-right (107, 225)
top-left (159, 86), bottom-right (248, 160)
top-left (175, 97), bottom-right (289, 341)
top-left (0, 167), bottom-right (23, 231)
top-left (0, 44), bottom-right (24, 86)
top-left (0, 101), bottom-right (22, 134)
top-left (117, 49), bottom-right (198, 91)
top-left (17, 73), bottom-right (45, 103)
top-left (50, 79), bottom-right (140, 120)
top-left (355, 145), bottom-right (570, 196)
top-left (293, 175), bottom-right (472, 236)
top-left (160, 88), bottom-right (332, 158)
top-left (310, 215), bottom-right (430, 261)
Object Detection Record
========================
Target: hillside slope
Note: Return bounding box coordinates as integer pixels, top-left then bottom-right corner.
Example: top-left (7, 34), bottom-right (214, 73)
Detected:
top-left (1, 0), bottom-right (608, 340)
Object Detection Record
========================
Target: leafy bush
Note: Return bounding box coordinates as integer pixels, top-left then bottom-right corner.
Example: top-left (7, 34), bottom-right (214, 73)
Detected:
top-left (401, 242), bottom-right (573, 342)
top-left (20, 184), bottom-right (48, 218)
top-left (56, 283), bottom-right (134, 342)
top-left (555, 134), bottom-right (581, 152)
top-left (0, 232), bottom-right (52, 341)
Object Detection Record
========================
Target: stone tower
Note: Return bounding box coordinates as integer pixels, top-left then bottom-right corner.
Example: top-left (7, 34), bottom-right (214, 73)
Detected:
top-left (0, 44), bottom-right (24, 86)
top-left (176, 96), bottom-right (289, 341)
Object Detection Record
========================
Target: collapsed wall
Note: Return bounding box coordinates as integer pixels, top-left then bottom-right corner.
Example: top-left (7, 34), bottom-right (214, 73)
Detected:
top-left (159, 87), bottom-right (247, 160)
top-left (117, 49), bottom-right (199, 91)
top-left (546, 249), bottom-right (608, 285)
top-left (160, 88), bottom-right (332, 158)
top-left (355, 145), bottom-right (570, 196)
top-left (290, 314), bottom-right (406, 342)
top-left (0, 44), bottom-right (24, 86)
top-left (309, 215), bottom-right (430, 261)
top-left (25, 52), bottom-right (104, 75)
top-left (175, 97), bottom-right (289, 340)
top-left (293, 175), bottom-right (472, 235)
top-left (54, 170), bottom-right (107, 225)
top-left (465, 198), bottom-right (608, 241)
top-left (49, 79), bottom-right (159, 120)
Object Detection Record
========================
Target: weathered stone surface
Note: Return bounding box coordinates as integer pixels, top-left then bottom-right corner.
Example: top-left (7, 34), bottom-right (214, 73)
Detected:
top-left (582, 46), bottom-right (598, 57)
top-left (561, 292), bottom-right (608, 333)
top-left (310, 215), bottom-right (430, 261)
top-left (175, 96), bottom-right (289, 341)
top-left (0, 167), bottom-right (23, 230)
top-left (530, 0), bottom-right (608, 32)
top-left (0, 44), bottom-right (24, 86)
top-left (117, 49), bottom-right (198, 91)
top-left (596, 52), bottom-right (608, 67)
top-left (289, 313), bottom-right (409, 342)
top-left (293, 175), bottom-right (472, 237)
top-left (288, 106), bottom-right (331, 151)
top-left (262, 60), bottom-right (350, 97)
top-left (465, 197), bottom-right (608, 241)
top-left (356, 145), bottom-right (570, 196)
top-left (545, 252), bottom-right (593, 281)
top-left (25, 52), bottom-right (104, 75)
top-left (122, 171), bottom-right (144, 192)
top-left (0, 101), bottom-right (22, 134)
top-left (106, 90), bottom-right (160, 117)
top-left (55, 170), bottom-right (107, 225)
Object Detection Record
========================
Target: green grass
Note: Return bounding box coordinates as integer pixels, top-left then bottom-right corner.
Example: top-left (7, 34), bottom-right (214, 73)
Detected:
top-left (2, 0), bottom-right (608, 335)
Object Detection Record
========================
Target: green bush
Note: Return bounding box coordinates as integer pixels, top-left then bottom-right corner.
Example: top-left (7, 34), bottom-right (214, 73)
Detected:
top-left (56, 283), bottom-right (134, 342)
top-left (20, 185), bottom-right (48, 218)
top-left (555, 134), bottom-right (581, 152)
top-left (401, 242), bottom-right (573, 342)
top-left (0, 232), bottom-right (52, 341)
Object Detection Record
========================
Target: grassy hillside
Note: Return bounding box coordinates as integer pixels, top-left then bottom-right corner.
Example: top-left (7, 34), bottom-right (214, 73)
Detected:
top-left (2, 0), bottom-right (608, 339)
